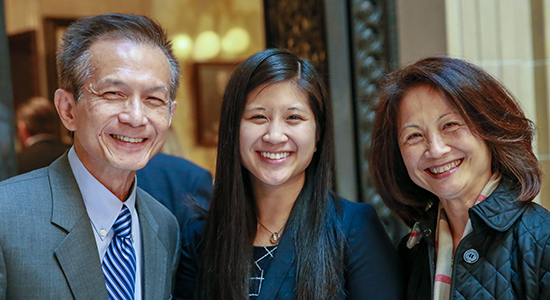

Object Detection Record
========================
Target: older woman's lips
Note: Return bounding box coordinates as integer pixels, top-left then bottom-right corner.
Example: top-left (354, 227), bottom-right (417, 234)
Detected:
top-left (427, 159), bottom-right (463, 175)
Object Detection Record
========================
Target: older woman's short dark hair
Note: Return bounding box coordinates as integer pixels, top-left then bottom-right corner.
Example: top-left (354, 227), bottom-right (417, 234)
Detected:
top-left (369, 56), bottom-right (542, 227)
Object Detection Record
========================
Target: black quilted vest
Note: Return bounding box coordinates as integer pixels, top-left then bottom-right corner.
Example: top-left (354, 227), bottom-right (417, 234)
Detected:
top-left (398, 182), bottom-right (550, 300)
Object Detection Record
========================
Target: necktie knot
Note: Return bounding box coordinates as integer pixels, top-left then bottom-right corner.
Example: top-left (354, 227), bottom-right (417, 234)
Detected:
top-left (113, 205), bottom-right (132, 238)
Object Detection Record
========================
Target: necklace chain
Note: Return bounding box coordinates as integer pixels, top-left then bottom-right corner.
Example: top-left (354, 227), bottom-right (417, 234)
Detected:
top-left (257, 221), bottom-right (286, 245)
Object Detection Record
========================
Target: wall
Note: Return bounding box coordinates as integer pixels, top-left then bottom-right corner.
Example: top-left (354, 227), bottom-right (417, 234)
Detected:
top-left (5, 0), bottom-right (151, 100)
top-left (396, 0), bottom-right (447, 65)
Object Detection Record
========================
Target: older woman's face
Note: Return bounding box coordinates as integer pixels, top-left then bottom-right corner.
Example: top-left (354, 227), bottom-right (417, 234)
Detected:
top-left (397, 85), bottom-right (492, 204)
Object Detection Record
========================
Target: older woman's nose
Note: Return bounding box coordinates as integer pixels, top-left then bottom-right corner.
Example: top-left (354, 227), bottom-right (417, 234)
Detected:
top-left (425, 133), bottom-right (451, 158)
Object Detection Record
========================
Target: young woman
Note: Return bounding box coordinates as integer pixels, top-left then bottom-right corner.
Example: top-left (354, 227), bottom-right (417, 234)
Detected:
top-left (370, 56), bottom-right (550, 299)
top-left (175, 48), bottom-right (403, 300)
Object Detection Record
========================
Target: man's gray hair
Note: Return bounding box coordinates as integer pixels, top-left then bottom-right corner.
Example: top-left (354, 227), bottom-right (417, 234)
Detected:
top-left (56, 13), bottom-right (181, 104)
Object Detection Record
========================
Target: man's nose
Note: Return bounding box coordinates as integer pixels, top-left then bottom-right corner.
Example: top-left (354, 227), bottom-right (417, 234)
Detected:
top-left (119, 97), bottom-right (147, 127)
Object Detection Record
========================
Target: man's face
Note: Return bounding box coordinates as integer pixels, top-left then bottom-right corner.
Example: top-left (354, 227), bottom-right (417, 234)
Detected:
top-left (65, 39), bottom-right (176, 180)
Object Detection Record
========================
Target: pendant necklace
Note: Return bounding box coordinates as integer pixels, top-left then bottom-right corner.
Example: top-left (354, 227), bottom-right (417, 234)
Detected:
top-left (257, 220), bottom-right (286, 245)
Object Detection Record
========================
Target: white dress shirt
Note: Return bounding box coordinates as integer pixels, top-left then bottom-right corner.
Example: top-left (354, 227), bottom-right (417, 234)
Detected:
top-left (68, 147), bottom-right (143, 299)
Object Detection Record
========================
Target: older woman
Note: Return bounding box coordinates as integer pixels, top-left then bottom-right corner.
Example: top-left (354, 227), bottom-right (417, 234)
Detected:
top-left (176, 48), bottom-right (403, 300)
top-left (370, 56), bottom-right (550, 299)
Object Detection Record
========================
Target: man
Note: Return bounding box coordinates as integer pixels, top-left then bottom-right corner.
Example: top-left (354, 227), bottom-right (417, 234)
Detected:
top-left (0, 14), bottom-right (180, 299)
top-left (15, 96), bottom-right (70, 174)
top-left (137, 152), bottom-right (213, 228)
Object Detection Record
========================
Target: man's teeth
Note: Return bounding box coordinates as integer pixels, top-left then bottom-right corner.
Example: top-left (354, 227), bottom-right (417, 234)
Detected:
top-left (261, 152), bottom-right (290, 160)
top-left (112, 134), bottom-right (144, 143)
top-left (429, 159), bottom-right (461, 174)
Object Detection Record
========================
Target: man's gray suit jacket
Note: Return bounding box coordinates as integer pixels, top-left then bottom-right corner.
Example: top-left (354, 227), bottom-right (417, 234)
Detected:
top-left (0, 153), bottom-right (180, 299)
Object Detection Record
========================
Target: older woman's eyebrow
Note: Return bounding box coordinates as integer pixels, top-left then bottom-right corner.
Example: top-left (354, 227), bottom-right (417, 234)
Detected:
top-left (401, 124), bottom-right (419, 130)
top-left (437, 112), bottom-right (455, 121)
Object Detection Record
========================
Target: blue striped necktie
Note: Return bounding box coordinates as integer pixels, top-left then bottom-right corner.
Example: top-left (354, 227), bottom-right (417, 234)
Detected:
top-left (102, 205), bottom-right (136, 300)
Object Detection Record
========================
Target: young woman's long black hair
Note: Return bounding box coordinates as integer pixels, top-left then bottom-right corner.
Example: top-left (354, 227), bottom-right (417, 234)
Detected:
top-left (199, 48), bottom-right (344, 299)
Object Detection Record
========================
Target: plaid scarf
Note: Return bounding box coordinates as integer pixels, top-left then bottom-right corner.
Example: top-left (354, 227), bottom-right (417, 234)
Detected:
top-left (407, 173), bottom-right (501, 300)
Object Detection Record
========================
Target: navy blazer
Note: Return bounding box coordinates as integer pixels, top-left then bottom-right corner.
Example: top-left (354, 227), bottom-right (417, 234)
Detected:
top-left (137, 153), bottom-right (213, 228)
top-left (175, 197), bottom-right (404, 300)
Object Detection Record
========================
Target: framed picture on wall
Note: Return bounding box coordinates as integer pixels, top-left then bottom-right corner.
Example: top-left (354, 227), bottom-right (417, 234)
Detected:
top-left (193, 62), bottom-right (239, 146)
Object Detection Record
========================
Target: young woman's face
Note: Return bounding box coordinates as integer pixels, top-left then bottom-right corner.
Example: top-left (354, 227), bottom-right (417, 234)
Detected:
top-left (239, 81), bottom-right (317, 191)
top-left (397, 85), bottom-right (492, 204)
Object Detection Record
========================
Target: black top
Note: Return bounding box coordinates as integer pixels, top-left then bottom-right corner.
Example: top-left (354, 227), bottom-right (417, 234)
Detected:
top-left (250, 245), bottom-right (278, 299)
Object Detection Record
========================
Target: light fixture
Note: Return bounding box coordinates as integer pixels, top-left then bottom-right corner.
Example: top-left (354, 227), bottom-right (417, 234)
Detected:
top-left (221, 27), bottom-right (250, 55)
top-left (193, 31), bottom-right (221, 61)
top-left (171, 33), bottom-right (194, 60)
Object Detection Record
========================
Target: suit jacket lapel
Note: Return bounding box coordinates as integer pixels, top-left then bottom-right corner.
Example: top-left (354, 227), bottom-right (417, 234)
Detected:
top-left (256, 228), bottom-right (296, 300)
top-left (50, 154), bottom-right (109, 300)
top-left (136, 192), bottom-right (168, 299)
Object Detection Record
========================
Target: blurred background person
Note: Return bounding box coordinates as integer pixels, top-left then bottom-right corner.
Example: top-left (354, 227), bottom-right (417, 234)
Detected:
top-left (176, 48), bottom-right (403, 300)
top-left (15, 96), bottom-right (70, 174)
top-left (370, 56), bottom-right (550, 299)
top-left (137, 151), bottom-right (213, 229)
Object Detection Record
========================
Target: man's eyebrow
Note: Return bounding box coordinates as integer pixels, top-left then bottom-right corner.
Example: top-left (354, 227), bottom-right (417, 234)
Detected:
top-left (144, 85), bottom-right (170, 94)
top-left (95, 79), bottom-right (169, 94)
top-left (95, 78), bottom-right (128, 88)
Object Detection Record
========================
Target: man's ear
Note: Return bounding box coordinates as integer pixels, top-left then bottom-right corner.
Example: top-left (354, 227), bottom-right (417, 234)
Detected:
top-left (169, 101), bottom-right (178, 126)
top-left (54, 89), bottom-right (78, 131)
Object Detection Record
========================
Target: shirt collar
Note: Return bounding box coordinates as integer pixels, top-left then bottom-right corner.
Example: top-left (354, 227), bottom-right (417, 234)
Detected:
top-left (67, 147), bottom-right (137, 240)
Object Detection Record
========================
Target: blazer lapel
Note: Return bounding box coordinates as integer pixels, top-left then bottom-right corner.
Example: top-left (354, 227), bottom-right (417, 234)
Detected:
top-left (136, 193), bottom-right (168, 299)
top-left (49, 155), bottom-right (109, 300)
top-left (256, 228), bottom-right (296, 300)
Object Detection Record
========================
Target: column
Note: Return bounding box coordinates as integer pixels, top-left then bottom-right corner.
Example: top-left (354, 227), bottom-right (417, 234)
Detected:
top-left (0, 0), bottom-right (17, 180)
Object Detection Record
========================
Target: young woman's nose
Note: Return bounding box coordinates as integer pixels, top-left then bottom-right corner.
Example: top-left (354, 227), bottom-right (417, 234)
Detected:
top-left (262, 120), bottom-right (288, 144)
